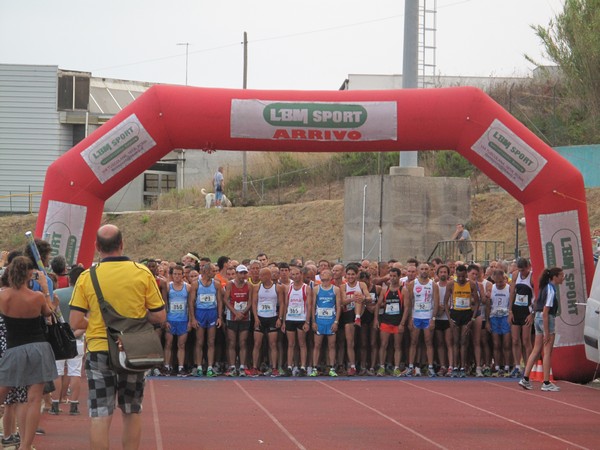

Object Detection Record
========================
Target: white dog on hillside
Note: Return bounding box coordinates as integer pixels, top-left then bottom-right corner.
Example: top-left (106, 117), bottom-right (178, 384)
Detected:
top-left (201, 188), bottom-right (232, 209)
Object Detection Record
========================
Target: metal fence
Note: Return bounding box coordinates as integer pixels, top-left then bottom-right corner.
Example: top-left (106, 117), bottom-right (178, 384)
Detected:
top-left (0, 189), bottom-right (42, 214)
top-left (427, 240), bottom-right (507, 265)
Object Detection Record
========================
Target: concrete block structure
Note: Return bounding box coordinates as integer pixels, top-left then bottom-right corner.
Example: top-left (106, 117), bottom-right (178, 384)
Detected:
top-left (344, 174), bottom-right (470, 262)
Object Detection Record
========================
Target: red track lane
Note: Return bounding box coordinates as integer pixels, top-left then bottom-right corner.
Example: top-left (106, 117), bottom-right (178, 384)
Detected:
top-left (32, 377), bottom-right (600, 449)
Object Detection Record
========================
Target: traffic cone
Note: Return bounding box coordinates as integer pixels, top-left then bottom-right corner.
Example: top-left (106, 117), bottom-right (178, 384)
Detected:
top-left (529, 360), bottom-right (544, 381)
top-left (530, 359), bottom-right (555, 382)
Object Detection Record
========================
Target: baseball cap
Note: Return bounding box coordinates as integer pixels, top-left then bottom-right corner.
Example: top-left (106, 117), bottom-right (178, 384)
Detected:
top-left (236, 264), bottom-right (248, 273)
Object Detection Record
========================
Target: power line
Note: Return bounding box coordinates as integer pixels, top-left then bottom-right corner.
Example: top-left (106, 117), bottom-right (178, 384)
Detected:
top-left (92, 1), bottom-right (472, 75)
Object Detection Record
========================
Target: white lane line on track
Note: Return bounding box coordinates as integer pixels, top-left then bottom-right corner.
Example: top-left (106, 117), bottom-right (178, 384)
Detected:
top-left (399, 380), bottom-right (589, 450)
top-left (234, 380), bottom-right (306, 450)
top-left (316, 380), bottom-right (447, 449)
top-left (486, 381), bottom-right (600, 416)
top-left (148, 379), bottom-right (164, 450)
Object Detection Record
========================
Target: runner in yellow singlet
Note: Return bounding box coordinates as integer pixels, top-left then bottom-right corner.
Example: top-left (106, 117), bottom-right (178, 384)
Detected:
top-left (444, 264), bottom-right (479, 378)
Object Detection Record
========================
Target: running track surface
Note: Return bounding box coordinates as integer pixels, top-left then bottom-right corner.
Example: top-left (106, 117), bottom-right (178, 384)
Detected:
top-left (37, 377), bottom-right (600, 449)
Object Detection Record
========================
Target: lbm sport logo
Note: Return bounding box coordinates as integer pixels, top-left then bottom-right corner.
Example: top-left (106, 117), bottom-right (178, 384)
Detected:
top-left (230, 100), bottom-right (398, 142)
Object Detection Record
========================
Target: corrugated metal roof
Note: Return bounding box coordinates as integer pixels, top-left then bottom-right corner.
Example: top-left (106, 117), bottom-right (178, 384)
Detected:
top-left (89, 77), bottom-right (153, 115)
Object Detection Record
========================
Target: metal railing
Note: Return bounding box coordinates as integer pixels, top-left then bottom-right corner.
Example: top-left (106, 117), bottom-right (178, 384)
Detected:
top-left (427, 240), bottom-right (506, 265)
top-left (0, 189), bottom-right (42, 214)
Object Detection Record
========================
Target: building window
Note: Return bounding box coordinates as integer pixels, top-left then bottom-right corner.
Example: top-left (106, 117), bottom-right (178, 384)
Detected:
top-left (57, 72), bottom-right (90, 111)
top-left (143, 171), bottom-right (177, 207)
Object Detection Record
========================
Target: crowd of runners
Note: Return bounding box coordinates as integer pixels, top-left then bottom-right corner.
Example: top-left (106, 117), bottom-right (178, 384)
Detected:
top-left (146, 252), bottom-right (539, 380)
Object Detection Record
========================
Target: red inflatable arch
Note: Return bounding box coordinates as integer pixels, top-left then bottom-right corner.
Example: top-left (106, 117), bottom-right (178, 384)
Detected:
top-left (36, 85), bottom-right (595, 382)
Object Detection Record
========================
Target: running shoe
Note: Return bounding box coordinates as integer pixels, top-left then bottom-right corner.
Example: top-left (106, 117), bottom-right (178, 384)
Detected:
top-left (393, 367), bottom-right (402, 377)
top-left (445, 367), bottom-right (454, 377)
top-left (475, 367), bottom-right (484, 378)
top-left (354, 316), bottom-right (361, 327)
top-left (177, 368), bottom-right (188, 377)
top-left (347, 367), bottom-right (357, 376)
top-left (414, 367), bottom-right (422, 377)
top-left (225, 367), bottom-right (237, 377)
top-left (309, 367), bottom-right (318, 377)
top-left (249, 367), bottom-right (260, 377)
top-left (194, 367), bottom-right (203, 377)
top-left (541, 382), bottom-right (560, 392)
top-left (518, 378), bottom-right (533, 390)
top-left (291, 366), bottom-right (300, 377)
top-left (403, 367), bottom-right (414, 377)
top-left (328, 367), bottom-right (338, 377)
top-left (1, 434), bottom-right (19, 446)
top-left (428, 367), bottom-right (437, 378)
top-left (483, 365), bottom-right (492, 377)
top-left (367, 368), bottom-right (376, 377)
top-left (358, 368), bottom-right (367, 376)
top-left (263, 368), bottom-right (272, 377)
top-left (299, 367), bottom-right (307, 377)
top-left (376, 366), bottom-right (386, 377)
top-left (437, 366), bottom-right (447, 377)
top-left (151, 368), bottom-right (161, 377)
top-left (459, 368), bottom-right (466, 378)
top-left (49, 402), bottom-right (60, 415)
top-left (282, 367), bottom-right (293, 377)
top-left (69, 402), bottom-right (81, 415)
top-left (271, 368), bottom-right (281, 378)
top-left (509, 367), bottom-right (521, 379)
top-left (206, 368), bottom-right (217, 378)
top-left (238, 367), bottom-right (248, 377)
top-left (497, 369), bottom-right (506, 378)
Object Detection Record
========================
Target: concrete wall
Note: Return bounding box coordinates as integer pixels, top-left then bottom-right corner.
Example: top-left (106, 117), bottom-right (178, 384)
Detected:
top-left (344, 175), bottom-right (470, 263)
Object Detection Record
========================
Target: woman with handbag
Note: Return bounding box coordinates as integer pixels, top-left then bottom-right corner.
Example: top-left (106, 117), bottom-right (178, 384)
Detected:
top-left (0, 256), bottom-right (57, 450)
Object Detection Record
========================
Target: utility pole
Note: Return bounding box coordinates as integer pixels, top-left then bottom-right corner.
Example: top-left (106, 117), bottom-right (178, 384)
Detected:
top-left (242, 32), bottom-right (248, 204)
top-left (400, 0), bottom-right (418, 169)
top-left (176, 42), bottom-right (190, 85)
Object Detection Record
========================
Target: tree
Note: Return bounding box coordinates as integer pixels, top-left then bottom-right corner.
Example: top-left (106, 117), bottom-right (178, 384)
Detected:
top-left (530, 0), bottom-right (600, 125)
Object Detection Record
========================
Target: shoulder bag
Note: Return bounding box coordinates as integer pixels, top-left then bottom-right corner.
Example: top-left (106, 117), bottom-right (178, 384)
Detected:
top-left (90, 265), bottom-right (164, 373)
top-left (45, 312), bottom-right (78, 360)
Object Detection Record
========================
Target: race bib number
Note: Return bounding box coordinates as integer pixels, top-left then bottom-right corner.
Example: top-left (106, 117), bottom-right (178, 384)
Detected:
top-left (514, 294), bottom-right (529, 307)
top-left (287, 300), bottom-right (304, 318)
top-left (346, 301), bottom-right (355, 310)
top-left (385, 302), bottom-right (400, 315)
top-left (455, 297), bottom-right (470, 309)
top-left (234, 301), bottom-right (247, 312)
top-left (317, 307), bottom-right (334, 318)
top-left (197, 294), bottom-right (216, 306)
top-left (370, 293), bottom-right (377, 304)
top-left (259, 303), bottom-right (274, 313)
top-left (170, 302), bottom-right (185, 313)
top-left (415, 302), bottom-right (431, 313)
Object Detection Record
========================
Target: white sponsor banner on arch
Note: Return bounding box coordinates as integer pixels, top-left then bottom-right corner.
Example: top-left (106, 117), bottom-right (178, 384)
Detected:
top-left (539, 210), bottom-right (586, 347)
top-left (231, 100), bottom-right (397, 142)
top-left (42, 200), bottom-right (87, 266)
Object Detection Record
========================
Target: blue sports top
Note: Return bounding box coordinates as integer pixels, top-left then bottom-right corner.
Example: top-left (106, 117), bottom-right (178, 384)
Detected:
top-left (167, 282), bottom-right (189, 322)
top-left (196, 280), bottom-right (218, 310)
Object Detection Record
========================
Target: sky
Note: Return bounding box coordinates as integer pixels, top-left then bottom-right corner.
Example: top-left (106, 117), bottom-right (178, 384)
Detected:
top-left (0, 0), bottom-right (565, 90)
